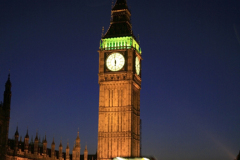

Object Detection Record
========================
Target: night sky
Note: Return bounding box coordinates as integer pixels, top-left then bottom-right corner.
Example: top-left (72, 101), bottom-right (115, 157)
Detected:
top-left (1, 0), bottom-right (240, 160)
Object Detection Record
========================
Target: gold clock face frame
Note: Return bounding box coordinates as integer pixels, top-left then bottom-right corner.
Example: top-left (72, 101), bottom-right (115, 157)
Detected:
top-left (106, 52), bottom-right (125, 71)
top-left (135, 56), bottom-right (140, 75)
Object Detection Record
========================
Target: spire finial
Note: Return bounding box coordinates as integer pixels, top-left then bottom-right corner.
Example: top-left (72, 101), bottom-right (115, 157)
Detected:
top-left (35, 130), bottom-right (38, 141)
top-left (112, 0), bottom-right (114, 9)
top-left (102, 27), bottom-right (104, 37)
top-left (138, 34), bottom-right (140, 45)
top-left (52, 136), bottom-right (55, 145)
top-left (66, 140), bottom-right (69, 149)
top-left (43, 132), bottom-right (47, 143)
top-left (59, 137), bottom-right (62, 147)
top-left (25, 127), bottom-right (29, 138)
top-left (8, 69), bottom-right (10, 79)
top-left (15, 125), bottom-right (19, 136)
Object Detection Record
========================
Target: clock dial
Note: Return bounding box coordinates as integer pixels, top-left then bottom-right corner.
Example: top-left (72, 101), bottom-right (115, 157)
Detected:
top-left (106, 53), bottom-right (125, 71)
top-left (135, 56), bottom-right (140, 75)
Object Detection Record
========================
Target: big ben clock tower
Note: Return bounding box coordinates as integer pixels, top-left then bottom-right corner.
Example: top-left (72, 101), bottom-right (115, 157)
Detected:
top-left (97, 0), bottom-right (142, 160)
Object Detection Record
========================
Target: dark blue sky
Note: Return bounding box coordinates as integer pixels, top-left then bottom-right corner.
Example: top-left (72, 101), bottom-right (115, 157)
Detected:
top-left (1, 0), bottom-right (240, 160)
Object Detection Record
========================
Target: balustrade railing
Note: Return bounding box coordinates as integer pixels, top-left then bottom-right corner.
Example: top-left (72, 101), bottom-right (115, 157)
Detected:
top-left (100, 45), bottom-right (136, 51)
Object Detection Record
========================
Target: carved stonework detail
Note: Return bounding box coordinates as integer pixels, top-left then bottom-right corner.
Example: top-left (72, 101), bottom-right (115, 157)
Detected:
top-left (98, 49), bottom-right (141, 159)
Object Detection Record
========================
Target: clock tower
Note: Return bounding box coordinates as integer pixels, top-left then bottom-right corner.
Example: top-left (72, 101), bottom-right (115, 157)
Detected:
top-left (97, 0), bottom-right (142, 160)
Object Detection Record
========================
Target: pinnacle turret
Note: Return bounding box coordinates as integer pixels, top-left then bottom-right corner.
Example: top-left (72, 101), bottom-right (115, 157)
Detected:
top-left (3, 74), bottom-right (12, 110)
top-left (5, 74), bottom-right (11, 88)
top-left (59, 140), bottom-right (62, 147)
top-left (35, 132), bottom-right (38, 141)
top-left (76, 131), bottom-right (80, 142)
top-left (84, 144), bottom-right (88, 160)
top-left (66, 142), bottom-right (69, 149)
top-left (25, 129), bottom-right (29, 139)
top-left (51, 137), bottom-right (55, 158)
top-left (52, 137), bottom-right (55, 145)
top-left (43, 134), bottom-right (47, 143)
top-left (15, 126), bottom-right (19, 136)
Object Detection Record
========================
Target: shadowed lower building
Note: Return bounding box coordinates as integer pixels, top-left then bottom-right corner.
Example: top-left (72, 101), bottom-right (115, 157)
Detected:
top-left (0, 76), bottom-right (97, 160)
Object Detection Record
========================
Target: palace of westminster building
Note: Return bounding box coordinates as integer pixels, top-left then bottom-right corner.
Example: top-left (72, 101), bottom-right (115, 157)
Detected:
top-left (0, 0), bottom-right (143, 159)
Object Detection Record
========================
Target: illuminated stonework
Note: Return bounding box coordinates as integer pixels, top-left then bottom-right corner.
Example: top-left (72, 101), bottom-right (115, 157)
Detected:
top-left (97, 0), bottom-right (142, 159)
top-left (135, 57), bottom-right (140, 75)
top-left (100, 37), bottom-right (142, 54)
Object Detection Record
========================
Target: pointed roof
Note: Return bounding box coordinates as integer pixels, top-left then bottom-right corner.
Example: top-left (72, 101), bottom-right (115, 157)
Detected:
top-left (25, 129), bottom-right (29, 139)
top-left (66, 142), bottom-right (69, 149)
top-left (4, 74), bottom-right (11, 93)
top-left (15, 126), bottom-right (19, 136)
top-left (35, 132), bottom-right (38, 141)
top-left (73, 142), bottom-right (76, 151)
top-left (76, 131), bottom-right (80, 141)
top-left (5, 74), bottom-right (11, 86)
top-left (103, 0), bottom-right (136, 40)
top-left (112, 0), bottom-right (128, 10)
top-left (43, 134), bottom-right (47, 143)
top-left (59, 140), bottom-right (63, 147)
top-left (52, 137), bottom-right (55, 145)
top-left (85, 145), bottom-right (87, 150)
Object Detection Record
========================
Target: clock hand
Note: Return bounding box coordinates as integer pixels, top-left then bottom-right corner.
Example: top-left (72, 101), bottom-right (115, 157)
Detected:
top-left (115, 59), bottom-right (116, 66)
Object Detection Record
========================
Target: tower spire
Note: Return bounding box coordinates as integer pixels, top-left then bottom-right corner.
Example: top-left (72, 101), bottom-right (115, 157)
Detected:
top-left (25, 128), bottom-right (29, 138)
top-left (103, 0), bottom-right (134, 39)
top-left (112, 0), bottom-right (128, 10)
top-left (97, 1), bottom-right (142, 159)
top-left (101, 26), bottom-right (104, 37)
top-left (15, 126), bottom-right (19, 136)
top-left (111, 0), bottom-right (114, 9)
top-left (3, 74), bottom-right (12, 110)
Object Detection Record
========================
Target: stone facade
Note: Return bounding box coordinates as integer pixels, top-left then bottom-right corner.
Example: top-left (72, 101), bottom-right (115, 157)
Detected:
top-left (4, 127), bottom-right (89, 160)
top-left (97, 1), bottom-right (142, 159)
top-left (97, 49), bottom-right (141, 159)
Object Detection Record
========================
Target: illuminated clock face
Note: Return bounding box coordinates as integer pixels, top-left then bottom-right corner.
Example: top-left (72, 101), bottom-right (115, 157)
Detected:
top-left (135, 56), bottom-right (140, 75)
top-left (106, 52), bottom-right (125, 71)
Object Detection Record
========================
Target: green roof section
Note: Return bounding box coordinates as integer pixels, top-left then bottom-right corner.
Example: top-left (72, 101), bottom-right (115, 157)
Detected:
top-left (100, 36), bottom-right (142, 54)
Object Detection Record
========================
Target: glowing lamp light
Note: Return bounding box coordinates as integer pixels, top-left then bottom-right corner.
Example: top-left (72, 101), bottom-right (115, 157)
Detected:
top-left (100, 36), bottom-right (142, 54)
